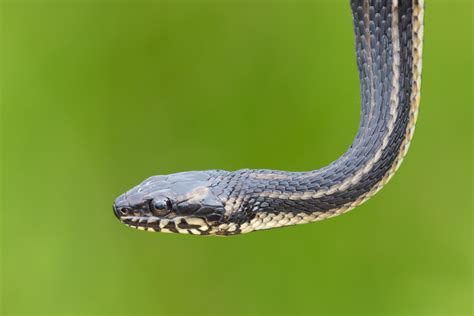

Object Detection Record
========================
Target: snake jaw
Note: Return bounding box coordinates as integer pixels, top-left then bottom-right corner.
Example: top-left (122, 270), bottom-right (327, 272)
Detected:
top-left (118, 214), bottom-right (213, 235)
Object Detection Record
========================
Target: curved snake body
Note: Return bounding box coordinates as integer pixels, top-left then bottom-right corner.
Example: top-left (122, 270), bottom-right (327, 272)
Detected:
top-left (113, 0), bottom-right (424, 236)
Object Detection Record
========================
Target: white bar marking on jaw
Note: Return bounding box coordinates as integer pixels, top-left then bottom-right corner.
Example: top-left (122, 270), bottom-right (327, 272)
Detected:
top-left (159, 219), bottom-right (170, 229)
top-left (147, 217), bottom-right (159, 223)
top-left (176, 227), bottom-right (189, 234)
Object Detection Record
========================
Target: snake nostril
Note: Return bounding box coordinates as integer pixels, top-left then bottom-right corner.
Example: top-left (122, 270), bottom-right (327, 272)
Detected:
top-left (113, 204), bottom-right (131, 217)
top-left (119, 207), bottom-right (130, 215)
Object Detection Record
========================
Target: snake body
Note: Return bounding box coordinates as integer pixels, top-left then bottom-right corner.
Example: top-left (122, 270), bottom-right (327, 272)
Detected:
top-left (113, 0), bottom-right (424, 236)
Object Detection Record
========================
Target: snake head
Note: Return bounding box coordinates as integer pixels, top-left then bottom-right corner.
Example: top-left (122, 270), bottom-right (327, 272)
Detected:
top-left (113, 171), bottom-right (229, 235)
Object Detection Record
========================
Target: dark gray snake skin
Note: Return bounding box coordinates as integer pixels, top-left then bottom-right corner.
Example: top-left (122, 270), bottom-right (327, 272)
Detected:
top-left (113, 0), bottom-right (424, 236)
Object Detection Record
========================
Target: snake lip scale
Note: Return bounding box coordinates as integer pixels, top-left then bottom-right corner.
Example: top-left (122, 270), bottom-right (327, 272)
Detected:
top-left (113, 0), bottom-right (424, 236)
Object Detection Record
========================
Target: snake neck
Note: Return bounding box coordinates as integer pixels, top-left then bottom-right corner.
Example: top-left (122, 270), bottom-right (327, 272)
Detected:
top-left (217, 0), bottom-right (424, 226)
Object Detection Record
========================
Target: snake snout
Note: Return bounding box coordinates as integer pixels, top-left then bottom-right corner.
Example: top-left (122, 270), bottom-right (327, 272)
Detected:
top-left (113, 193), bottom-right (137, 219)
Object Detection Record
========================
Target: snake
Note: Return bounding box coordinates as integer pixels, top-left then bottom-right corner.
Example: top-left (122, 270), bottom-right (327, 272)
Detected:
top-left (113, 0), bottom-right (424, 236)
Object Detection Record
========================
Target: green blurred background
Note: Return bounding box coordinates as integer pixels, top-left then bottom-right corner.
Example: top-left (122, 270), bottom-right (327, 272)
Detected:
top-left (1, 1), bottom-right (472, 315)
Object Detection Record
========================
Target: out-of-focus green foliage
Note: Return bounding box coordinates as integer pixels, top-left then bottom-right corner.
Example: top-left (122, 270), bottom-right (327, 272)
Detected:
top-left (1, 1), bottom-right (472, 315)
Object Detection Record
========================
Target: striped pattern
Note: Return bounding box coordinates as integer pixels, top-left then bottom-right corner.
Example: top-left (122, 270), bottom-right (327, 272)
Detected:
top-left (114, 0), bottom-right (424, 236)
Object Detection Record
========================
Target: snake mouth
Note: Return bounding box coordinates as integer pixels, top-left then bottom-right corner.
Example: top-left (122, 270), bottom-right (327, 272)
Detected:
top-left (118, 214), bottom-right (212, 235)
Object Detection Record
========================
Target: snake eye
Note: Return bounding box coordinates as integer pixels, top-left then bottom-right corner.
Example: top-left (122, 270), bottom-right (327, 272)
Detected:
top-left (149, 198), bottom-right (172, 216)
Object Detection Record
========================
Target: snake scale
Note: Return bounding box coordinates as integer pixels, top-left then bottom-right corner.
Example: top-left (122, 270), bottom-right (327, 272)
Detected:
top-left (114, 0), bottom-right (424, 236)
